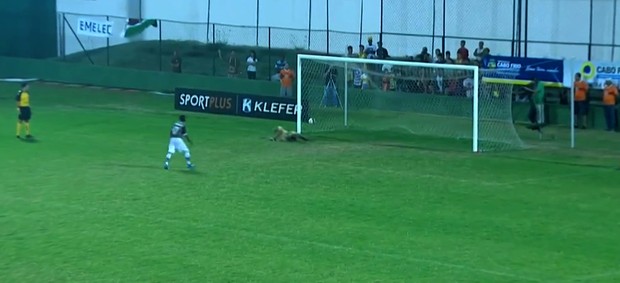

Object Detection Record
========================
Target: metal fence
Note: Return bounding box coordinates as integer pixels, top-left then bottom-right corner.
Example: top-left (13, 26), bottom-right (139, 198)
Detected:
top-left (57, 0), bottom-right (620, 78)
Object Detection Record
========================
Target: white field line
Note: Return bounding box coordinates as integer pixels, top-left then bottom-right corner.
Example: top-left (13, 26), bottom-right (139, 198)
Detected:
top-left (150, 91), bottom-right (173, 96)
top-left (1, 195), bottom-right (543, 282)
top-left (0, 78), bottom-right (39, 82)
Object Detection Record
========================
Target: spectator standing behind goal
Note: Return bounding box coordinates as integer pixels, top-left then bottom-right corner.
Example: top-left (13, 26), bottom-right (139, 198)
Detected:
top-left (279, 64), bottom-right (295, 97)
top-left (602, 80), bottom-right (618, 132)
top-left (271, 55), bottom-right (287, 82)
top-left (170, 51), bottom-right (182, 73)
top-left (434, 49), bottom-right (446, 63)
top-left (227, 51), bottom-right (239, 78)
top-left (376, 41), bottom-right (392, 74)
top-left (246, 50), bottom-right (258, 80)
top-left (322, 65), bottom-right (340, 107)
top-left (463, 76), bottom-right (474, 98)
top-left (457, 40), bottom-right (469, 61)
top-left (345, 45), bottom-right (357, 86)
top-left (365, 36), bottom-right (376, 59)
top-left (415, 47), bottom-right (431, 63)
top-left (573, 73), bottom-right (590, 129)
top-left (524, 78), bottom-right (546, 132)
top-left (457, 51), bottom-right (470, 65)
top-left (358, 45), bottom-right (369, 73)
top-left (382, 67), bottom-right (396, 91)
top-left (352, 66), bottom-right (363, 89)
top-left (473, 41), bottom-right (485, 61)
top-left (346, 45), bottom-right (356, 58)
top-left (445, 51), bottom-right (455, 64)
top-left (219, 50), bottom-right (239, 78)
top-left (376, 41), bottom-right (389, 59)
top-left (358, 44), bottom-right (366, 58)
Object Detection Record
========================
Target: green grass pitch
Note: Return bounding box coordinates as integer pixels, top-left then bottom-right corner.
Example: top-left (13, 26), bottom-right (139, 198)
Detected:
top-left (1, 81), bottom-right (620, 282)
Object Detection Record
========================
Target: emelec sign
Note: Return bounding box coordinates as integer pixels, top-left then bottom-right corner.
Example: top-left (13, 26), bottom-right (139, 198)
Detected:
top-left (175, 88), bottom-right (309, 122)
top-left (77, 18), bottom-right (114, 38)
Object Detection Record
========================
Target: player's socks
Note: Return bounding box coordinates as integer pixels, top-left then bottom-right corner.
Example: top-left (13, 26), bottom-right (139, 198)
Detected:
top-left (24, 123), bottom-right (30, 137)
top-left (16, 122), bottom-right (21, 137)
top-left (164, 152), bottom-right (172, 169)
top-left (184, 151), bottom-right (193, 168)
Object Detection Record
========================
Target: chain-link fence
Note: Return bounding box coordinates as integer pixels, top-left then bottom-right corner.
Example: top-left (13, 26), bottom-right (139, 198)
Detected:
top-left (56, 0), bottom-right (620, 78)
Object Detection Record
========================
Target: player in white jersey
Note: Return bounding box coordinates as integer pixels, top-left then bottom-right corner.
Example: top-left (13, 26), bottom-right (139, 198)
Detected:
top-left (164, 115), bottom-right (194, 170)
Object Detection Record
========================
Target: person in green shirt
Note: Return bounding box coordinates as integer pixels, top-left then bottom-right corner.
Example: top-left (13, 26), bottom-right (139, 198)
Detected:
top-left (524, 78), bottom-right (545, 133)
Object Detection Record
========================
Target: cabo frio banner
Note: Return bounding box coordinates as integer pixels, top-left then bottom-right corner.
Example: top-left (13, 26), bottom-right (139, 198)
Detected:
top-left (563, 60), bottom-right (620, 89)
top-left (481, 55), bottom-right (564, 87)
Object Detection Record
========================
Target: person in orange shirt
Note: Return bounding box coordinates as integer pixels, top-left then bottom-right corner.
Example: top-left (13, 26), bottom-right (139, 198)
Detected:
top-left (573, 73), bottom-right (589, 129)
top-left (602, 80), bottom-right (618, 131)
top-left (279, 64), bottom-right (295, 97)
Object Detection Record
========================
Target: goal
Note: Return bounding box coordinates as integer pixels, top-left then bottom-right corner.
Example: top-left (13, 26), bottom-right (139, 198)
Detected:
top-left (295, 54), bottom-right (524, 152)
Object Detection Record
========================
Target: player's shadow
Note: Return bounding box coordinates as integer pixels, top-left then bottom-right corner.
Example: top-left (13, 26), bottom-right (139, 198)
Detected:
top-left (109, 163), bottom-right (162, 170)
top-left (178, 169), bottom-right (200, 175)
top-left (109, 163), bottom-right (202, 174)
top-left (19, 137), bottom-right (39, 143)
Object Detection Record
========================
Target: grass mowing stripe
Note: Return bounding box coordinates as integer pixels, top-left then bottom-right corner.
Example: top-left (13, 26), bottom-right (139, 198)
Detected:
top-left (1, 194), bottom-right (543, 282)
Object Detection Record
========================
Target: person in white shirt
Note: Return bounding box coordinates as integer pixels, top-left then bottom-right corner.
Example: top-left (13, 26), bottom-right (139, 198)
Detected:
top-left (365, 36), bottom-right (376, 59)
top-left (463, 77), bottom-right (474, 98)
top-left (474, 41), bottom-right (486, 60)
top-left (246, 50), bottom-right (258, 80)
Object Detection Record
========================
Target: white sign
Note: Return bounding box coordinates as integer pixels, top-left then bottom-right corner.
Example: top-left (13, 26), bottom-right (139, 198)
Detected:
top-left (564, 60), bottom-right (620, 89)
top-left (77, 18), bottom-right (114, 38)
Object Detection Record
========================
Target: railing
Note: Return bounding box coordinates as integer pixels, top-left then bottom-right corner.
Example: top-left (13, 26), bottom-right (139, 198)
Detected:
top-left (57, 0), bottom-right (620, 79)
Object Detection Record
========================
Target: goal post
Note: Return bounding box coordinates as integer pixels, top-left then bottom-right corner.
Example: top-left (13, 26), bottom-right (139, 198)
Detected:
top-left (296, 54), bottom-right (523, 152)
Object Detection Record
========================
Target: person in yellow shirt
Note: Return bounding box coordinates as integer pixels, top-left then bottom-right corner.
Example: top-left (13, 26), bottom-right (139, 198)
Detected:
top-left (573, 73), bottom-right (589, 129)
top-left (602, 80), bottom-right (618, 132)
top-left (16, 83), bottom-right (33, 139)
top-left (358, 44), bottom-right (366, 59)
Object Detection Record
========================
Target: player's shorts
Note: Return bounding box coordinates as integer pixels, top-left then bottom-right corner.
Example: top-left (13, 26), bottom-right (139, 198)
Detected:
top-left (18, 107), bottom-right (31, 122)
top-left (574, 101), bottom-right (589, 115)
top-left (168, 137), bottom-right (189, 153)
top-left (535, 104), bottom-right (545, 124)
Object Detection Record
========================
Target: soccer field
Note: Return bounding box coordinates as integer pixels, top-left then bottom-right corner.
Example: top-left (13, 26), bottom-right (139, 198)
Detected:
top-left (1, 81), bottom-right (620, 282)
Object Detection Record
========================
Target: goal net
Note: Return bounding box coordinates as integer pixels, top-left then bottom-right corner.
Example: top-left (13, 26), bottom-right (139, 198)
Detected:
top-left (295, 54), bottom-right (524, 152)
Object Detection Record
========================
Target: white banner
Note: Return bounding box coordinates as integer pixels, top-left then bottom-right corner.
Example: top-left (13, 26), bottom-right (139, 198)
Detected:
top-left (564, 59), bottom-right (620, 89)
top-left (76, 18), bottom-right (114, 38)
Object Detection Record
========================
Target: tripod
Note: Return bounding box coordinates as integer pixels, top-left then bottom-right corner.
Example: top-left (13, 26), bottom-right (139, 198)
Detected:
top-left (321, 78), bottom-right (342, 108)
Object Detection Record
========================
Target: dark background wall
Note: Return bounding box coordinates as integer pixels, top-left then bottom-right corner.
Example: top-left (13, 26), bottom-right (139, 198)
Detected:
top-left (0, 0), bottom-right (57, 58)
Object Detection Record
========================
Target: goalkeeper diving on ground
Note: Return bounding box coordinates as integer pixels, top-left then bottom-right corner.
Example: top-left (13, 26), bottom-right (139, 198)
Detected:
top-left (270, 126), bottom-right (309, 142)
